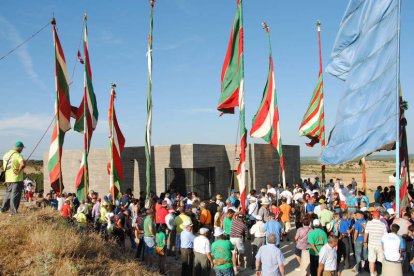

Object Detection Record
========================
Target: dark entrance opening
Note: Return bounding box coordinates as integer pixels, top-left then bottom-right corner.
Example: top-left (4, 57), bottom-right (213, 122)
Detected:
top-left (165, 167), bottom-right (215, 199)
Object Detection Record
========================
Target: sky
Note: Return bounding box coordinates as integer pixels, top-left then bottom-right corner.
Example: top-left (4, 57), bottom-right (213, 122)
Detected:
top-left (0, 0), bottom-right (413, 160)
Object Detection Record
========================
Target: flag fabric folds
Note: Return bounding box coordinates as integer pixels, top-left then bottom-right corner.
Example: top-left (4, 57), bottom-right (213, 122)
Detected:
top-left (398, 89), bottom-right (410, 212)
top-left (48, 19), bottom-right (71, 193)
top-left (251, 22), bottom-right (286, 187)
top-left (145, 0), bottom-right (155, 204)
top-left (218, 0), bottom-right (244, 115)
top-left (321, 0), bottom-right (399, 165)
top-left (299, 23), bottom-right (325, 148)
top-left (108, 86), bottom-right (125, 201)
top-left (219, 0), bottom-right (247, 213)
top-left (74, 16), bottom-right (99, 201)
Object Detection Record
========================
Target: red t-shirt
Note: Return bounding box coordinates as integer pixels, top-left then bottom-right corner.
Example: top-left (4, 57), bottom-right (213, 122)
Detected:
top-left (156, 207), bottom-right (169, 224)
top-left (61, 204), bottom-right (71, 218)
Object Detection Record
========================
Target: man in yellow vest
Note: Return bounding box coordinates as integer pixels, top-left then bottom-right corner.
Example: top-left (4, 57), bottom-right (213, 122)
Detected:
top-left (1, 142), bottom-right (26, 215)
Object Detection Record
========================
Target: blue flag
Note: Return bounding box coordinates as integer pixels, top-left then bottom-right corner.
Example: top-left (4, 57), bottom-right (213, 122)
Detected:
top-left (321, 0), bottom-right (399, 165)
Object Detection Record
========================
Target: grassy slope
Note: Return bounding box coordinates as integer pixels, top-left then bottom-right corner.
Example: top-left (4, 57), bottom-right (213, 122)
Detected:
top-left (0, 208), bottom-right (158, 275)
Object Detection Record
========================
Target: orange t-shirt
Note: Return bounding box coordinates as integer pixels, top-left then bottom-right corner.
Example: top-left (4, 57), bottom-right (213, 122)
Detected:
top-left (279, 204), bottom-right (291, 222)
top-left (200, 209), bottom-right (212, 225)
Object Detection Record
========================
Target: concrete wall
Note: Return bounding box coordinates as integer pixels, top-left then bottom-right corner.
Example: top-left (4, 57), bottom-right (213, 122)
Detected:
top-left (43, 144), bottom-right (300, 198)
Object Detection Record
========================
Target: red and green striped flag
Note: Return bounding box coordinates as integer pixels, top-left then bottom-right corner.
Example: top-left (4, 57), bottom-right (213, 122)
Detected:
top-left (218, 0), bottom-right (247, 213)
top-left (108, 85), bottom-right (125, 201)
top-left (74, 15), bottom-right (99, 201)
top-left (48, 18), bottom-right (71, 193)
top-left (298, 21), bottom-right (326, 182)
top-left (299, 21), bottom-right (325, 148)
top-left (145, 0), bottom-right (155, 205)
top-left (250, 22), bottom-right (285, 187)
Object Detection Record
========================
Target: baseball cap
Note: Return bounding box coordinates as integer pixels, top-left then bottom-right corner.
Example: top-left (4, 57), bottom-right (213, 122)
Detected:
top-left (183, 221), bottom-right (193, 227)
top-left (214, 228), bottom-right (225, 237)
top-left (313, 219), bottom-right (321, 227)
top-left (199, 228), bottom-right (209, 235)
top-left (15, 141), bottom-right (25, 148)
top-left (255, 215), bottom-right (263, 221)
top-left (162, 200), bottom-right (168, 206)
top-left (387, 208), bottom-right (395, 215)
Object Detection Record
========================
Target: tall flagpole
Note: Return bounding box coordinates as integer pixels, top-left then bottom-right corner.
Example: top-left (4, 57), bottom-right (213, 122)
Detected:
top-left (145, 0), bottom-right (155, 206)
top-left (395, 0), bottom-right (401, 218)
top-left (317, 21), bottom-right (326, 186)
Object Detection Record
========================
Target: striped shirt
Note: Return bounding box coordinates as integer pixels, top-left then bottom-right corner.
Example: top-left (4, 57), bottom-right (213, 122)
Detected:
top-left (365, 219), bottom-right (387, 246)
top-left (230, 217), bottom-right (248, 238)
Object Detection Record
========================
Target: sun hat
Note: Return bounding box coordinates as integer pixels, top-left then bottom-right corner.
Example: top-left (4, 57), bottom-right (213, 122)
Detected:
top-left (261, 198), bottom-right (270, 205)
top-left (183, 221), bottom-right (193, 227)
top-left (255, 215), bottom-right (262, 221)
top-left (214, 228), bottom-right (225, 237)
top-left (199, 228), bottom-right (209, 235)
top-left (249, 197), bottom-right (257, 202)
top-left (326, 221), bottom-right (334, 232)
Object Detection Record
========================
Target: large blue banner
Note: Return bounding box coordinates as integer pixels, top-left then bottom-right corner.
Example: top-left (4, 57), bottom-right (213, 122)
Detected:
top-left (321, 0), bottom-right (399, 165)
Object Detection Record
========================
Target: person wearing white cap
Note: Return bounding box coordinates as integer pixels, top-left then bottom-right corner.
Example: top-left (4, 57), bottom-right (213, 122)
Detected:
top-left (212, 228), bottom-right (237, 275)
top-left (249, 215), bottom-right (266, 269)
top-left (247, 197), bottom-right (258, 224)
top-left (73, 205), bottom-right (87, 230)
top-left (193, 228), bottom-right (213, 276)
top-left (307, 219), bottom-right (328, 276)
top-left (180, 220), bottom-right (195, 276)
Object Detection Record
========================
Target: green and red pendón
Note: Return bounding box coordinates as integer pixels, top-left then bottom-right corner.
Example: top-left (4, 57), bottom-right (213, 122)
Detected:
top-left (48, 18), bottom-right (71, 194)
top-left (250, 22), bottom-right (286, 188)
top-left (218, 0), bottom-right (247, 213)
top-left (74, 15), bottom-right (99, 201)
top-left (145, 0), bottom-right (155, 205)
top-left (298, 21), bottom-right (326, 182)
top-left (108, 84), bottom-right (125, 201)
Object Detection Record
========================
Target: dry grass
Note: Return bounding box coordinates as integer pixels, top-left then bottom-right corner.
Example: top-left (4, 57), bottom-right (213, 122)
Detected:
top-left (0, 208), bottom-right (159, 275)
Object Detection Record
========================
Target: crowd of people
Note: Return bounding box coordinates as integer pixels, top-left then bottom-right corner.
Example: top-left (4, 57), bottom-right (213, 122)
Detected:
top-left (23, 177), bottom-right (413, 276)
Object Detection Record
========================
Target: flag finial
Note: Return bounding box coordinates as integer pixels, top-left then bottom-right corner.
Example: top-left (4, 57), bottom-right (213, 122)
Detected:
top-left (111, 82), bottom-right (117, 89)
top-left (84, 13), bottom-right (87, 21)
top-left (262, 22), bottom-right (270, 32)
top-left (317, 20), bottom-right (321, 31)
top-left (150, 0), bottom-right (155, 7)
top-left (51, 17), bottom-right (56, 25)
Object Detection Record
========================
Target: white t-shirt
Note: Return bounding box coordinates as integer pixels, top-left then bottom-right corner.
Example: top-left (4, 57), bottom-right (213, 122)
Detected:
top-left (57, 197), bottom-right (65, 211)
top-left (267, 188), bottom-right (277, 195)
top-left (319, 244), bottom-right (337, 271)
top-left (250, 221), bottom-right (266, 238)
top-left (280, 191), bottom-right (293, 204)
top-left (382, 233), bottom-right (403, 262)
top-left (248, 202), bottom-right (258, 218)
top-left (193, 235), bottom-right (211, 254)
top-left (294, 192), bottom-right (303, 203)
top-left (165, 213), bottom-right (175, 230)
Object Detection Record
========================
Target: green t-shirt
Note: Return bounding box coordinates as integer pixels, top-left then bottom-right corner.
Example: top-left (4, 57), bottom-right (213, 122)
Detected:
top-left (212, 239), bottom-right (234, 270)
top-left (156, 232), bottom-right (166, 248)
top-left (3, 150), bottom-right (24, 182)
top-left (144, 216), bottom-right (155, 236)
top-left (223, 217), bottom-right (233, 235)
top-left (307, 228), bottom-right (328, 256)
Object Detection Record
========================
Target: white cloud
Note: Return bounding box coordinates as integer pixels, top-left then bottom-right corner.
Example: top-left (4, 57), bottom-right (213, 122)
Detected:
top-left (0, 17), bottom-right (49, 94)
top-left (0, 113), bottom-right (53, 134)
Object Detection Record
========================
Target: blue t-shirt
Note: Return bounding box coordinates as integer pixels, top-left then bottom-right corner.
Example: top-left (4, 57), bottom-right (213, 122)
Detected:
top-left (338, 219), bottom-right (351, 234)
top-left (354, 219), bottom-right (367, 241)
top-left (360, 196), bottom-right (370, 206)
top-left (374, 191), bottom-right (381, 201)
top-left (346, 196), bottom-right (358, 209)
top-left (383, 202), bottom-right (394, 210)
top-left (306, 203), bottom-right (315, 213)
top-left (265, 221), bottom-right (282, 246)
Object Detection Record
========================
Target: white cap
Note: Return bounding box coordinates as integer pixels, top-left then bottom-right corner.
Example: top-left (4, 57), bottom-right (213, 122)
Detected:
top-left (199, 228), bottom-right (209, 235)
top-left (313, 219), bottom-right (321, 227)
top-left (387, 208), bottom-right (395, 215)
top-left (249, 197), bottom-right (257, 202)
top-left (261, 198), bottom-right (270, 205)
top-left (255, 215), bottom-right (262, 221)
top-left (183, 221), bottom-right (193, 227)
top-left (214, 228), bottom-right (225, 237)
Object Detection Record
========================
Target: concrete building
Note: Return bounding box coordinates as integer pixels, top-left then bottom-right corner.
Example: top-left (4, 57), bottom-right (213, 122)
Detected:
top-left (43, 144), bottom-right (300, 199)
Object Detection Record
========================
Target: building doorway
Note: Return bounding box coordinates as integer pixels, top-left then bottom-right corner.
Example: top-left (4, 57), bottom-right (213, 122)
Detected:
top-left (165, 167), bottom-right (215, 199)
